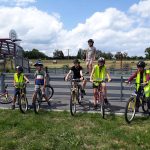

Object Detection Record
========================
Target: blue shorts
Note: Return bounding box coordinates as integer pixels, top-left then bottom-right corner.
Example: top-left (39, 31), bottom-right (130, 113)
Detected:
top-left (14, 88), bottom-right (20, 97)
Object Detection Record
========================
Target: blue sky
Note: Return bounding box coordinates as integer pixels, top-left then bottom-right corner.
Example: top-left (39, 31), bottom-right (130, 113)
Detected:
top-left (0, 0), bottom-right (150, 56)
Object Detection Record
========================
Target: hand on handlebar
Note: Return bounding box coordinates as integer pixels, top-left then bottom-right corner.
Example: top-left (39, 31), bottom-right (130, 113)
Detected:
top-left (108, 78), bottom-right (111, 82)
top-left (125, 80), bottom-right (130, 84)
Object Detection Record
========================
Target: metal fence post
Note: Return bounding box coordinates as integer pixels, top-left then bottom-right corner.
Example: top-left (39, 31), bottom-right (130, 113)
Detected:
top-left (1, 73), bottom-right (5, 92)
top-left (120, 75), bottom-right (123, 101)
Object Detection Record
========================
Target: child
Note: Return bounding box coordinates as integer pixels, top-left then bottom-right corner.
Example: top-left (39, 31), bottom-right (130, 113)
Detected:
top-left (65, 59), bottom-right (86, 95)
top-left (12, 66), bottom-right (29, 109)
top-left (86, 39), bottom-right (96, 74)
top-left (32, 60), bottom-right (51, 107)
top-left (90, 57), bottom-right (111, 109)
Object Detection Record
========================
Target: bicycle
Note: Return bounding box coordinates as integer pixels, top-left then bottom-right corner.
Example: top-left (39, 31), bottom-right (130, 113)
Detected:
top-left (93, 80), bottom-right (107, 119)
top-left (33, 84), bottom-right (53, 113)
top-left (15, 83), bottom-right (29, 113)
top-left (0, 85), bottom-right (13, 104)
top-left (125, 83), bottom-right (149, 124)
top-left (69, 79), bottom-right (84, 116)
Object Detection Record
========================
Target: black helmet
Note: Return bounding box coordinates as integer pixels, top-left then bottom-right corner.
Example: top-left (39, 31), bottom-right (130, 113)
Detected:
top-left (137, 61), bottom-right (145, 68)
top-left (98, 57), bottom-right (105, 64)
top-left (16, 66), bottom-right (23, 72)
top-left (73, 59), bottom-right (80, 64)
top-left (88, 39), bottom-right (94, 43)
top-left (34, 60), bottom-right (43, 66)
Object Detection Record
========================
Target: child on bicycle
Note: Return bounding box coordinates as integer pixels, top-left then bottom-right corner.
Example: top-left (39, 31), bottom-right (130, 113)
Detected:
top-left (65, 59), bottom-right (86, 95)
top-left (125, 61), bottom-right (150, 112)
top-left (32, 60), bottom-right (51, 107)
top-left (12, 66), bottom-right (29, 109)
top-left (90, 57), bottom-right (111, 109)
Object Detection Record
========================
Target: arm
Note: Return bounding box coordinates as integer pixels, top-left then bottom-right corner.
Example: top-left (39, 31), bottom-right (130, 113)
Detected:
top-left (106, 70), bottom-right (111, 82)
top-left (24, 75), bottom-right (29, 83)
top-left (80, 70), bottom-right (84, 80)
top-left (93, 48), bottom-right (96, 61)
top-left (127, 71), bottom-right (138, 83)
top-left (65, 70), bottom-right (72, 81)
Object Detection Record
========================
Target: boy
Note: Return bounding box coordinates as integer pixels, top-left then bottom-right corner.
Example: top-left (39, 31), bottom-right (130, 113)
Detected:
top-left (65, 59), bottom-right (86, 95)
top-left (86, 39), bottom-right (96, 74)
top-left (125, 61), bottom-right (150, 112)
top-left (12, 66), bottom-right (29, 109)
top-left (32, 60), bottom-right (51, 107)
top-left (90, 57), bottom-right (111, 109)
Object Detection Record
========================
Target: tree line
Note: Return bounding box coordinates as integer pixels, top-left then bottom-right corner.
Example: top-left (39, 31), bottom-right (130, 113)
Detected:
top-left (23, 47), bottom-right (150, 60)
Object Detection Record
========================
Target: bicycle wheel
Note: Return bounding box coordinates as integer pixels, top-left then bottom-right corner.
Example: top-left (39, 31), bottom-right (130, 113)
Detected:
top-left (77, 87), bottom-right (82, 105)
top-left (19, 94), bottom-right (28, 113)
top-left (125, 97), bottom-right (136, 124)
top-left (142, 99), bottom-right (148, 113)
top-left (0, 94), bottom-right (13, 104)
top-left (101, 100), bottom-right (105, 119)
top-left (33, 93), bottom-right (40, 114)
top-left (45, 85), bottom-right (54, 100)
top-left (70, 91), bottom-right (77, 116)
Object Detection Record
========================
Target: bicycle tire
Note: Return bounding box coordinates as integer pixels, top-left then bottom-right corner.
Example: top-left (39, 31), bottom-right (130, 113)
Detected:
top-left (33, 92), bottom-right (40, 114)
top-left (101, 101), bottom-right (105, 119)
top-left (125, 97), bottom-right (136, 124)
top-left (45, 85), bottom-right (54, 101)
top-left (70, 92), bottom-right (76, 116)
top-left (19, 94), bottom-right (28, 113)
top-left (0, 94), bottom-right (13, 104)
top-left (77, 86), bottom-right (82, 105)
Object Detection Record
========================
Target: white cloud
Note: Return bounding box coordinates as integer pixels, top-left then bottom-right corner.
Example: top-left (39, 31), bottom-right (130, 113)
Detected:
top-left (0, 0), bottom-right (150, 57)
top-left (0, 0), bottom-right (36, 6)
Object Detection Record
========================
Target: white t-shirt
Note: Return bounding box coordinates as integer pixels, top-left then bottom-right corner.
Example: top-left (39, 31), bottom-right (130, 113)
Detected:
top-left (86, 46), bottom-right (96, 60)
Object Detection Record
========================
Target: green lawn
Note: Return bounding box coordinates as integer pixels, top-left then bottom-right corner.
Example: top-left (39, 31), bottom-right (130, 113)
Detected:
top-left (0, 110), bottom-right (150, 150)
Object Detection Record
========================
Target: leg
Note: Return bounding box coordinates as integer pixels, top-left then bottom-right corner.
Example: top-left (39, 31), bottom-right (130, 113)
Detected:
top-left (86, 60), bottom-right (90, 74)
top-left (101, 82), bottom-right (110, 105)
top-left (12, 88), bottom-right (19, 109)
top-left (42, 87), bottom-right (51, 106)
top-left (89, 59), bottom-right (93, 74)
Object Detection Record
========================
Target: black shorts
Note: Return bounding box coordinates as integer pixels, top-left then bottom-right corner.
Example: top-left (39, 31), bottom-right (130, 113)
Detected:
top-left (93, 84), bottom-right (99, 89)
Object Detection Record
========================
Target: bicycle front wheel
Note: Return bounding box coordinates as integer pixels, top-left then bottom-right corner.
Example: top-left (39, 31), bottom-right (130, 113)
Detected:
top-left (33, 93), bottom-right (40, 114)
top-left (125, 97), bottom-right (136, 124)
top-left (77, 87), bottom-right (82, 105)
top-left (101, 100), bottom-right (105, 119)
top-left (70, 92), bottom-right (77, 116)
top-left (0, 94), bottom-right (13, 104)
top-left (19, 94), bottom-right (28, 113)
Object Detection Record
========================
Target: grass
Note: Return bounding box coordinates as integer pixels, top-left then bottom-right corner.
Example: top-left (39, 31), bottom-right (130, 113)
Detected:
top-left (0, 110), bottom-right (150, 150)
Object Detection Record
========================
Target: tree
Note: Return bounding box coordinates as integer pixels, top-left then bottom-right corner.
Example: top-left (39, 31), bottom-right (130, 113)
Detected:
top-left (23, 49), bottom-right (49, 59)
top-left (145, 47), bottom-right (150, 59)
top-left (53, 49), bottom-right (64, 59)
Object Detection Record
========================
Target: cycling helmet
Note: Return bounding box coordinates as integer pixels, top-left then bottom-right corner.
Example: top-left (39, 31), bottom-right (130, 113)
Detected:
top-left (88, 39), bottom-right (94, 43)
top-left (16, 66), bottom-right (23, 72)
top-left (34, 60), bottom-right (43, 66)
top-left (98, 57), bottom-right (105, 64)
top-left (137, 61), bottom-right (145, 68)
top-left (73, 59), bottom-right (80, 64)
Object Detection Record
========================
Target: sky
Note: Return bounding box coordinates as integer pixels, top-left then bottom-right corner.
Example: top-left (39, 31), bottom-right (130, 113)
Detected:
top-left (0, 0), bottom-right (150, 56)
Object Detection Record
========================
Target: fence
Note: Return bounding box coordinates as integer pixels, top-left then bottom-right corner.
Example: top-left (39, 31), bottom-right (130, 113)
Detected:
top-left (0, 73), bottom-right (131, 101)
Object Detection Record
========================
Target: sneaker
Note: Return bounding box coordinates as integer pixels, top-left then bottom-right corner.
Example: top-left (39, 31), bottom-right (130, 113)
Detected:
top-left (93, 104), bottom-right (97, 110)
top-left (104, 98), bottom-right (110, 106)
top-left (47, 101), bottom-right (51, 107)
top-left (135, 107), bottom-right (139, 112)
top-left (81, 89), bottom-right (86, 95)
top-left (11, 105), bottom-right (15, 110)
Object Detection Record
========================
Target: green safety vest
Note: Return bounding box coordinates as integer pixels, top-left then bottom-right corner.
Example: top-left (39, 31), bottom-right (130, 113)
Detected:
top-left (136, 70), bottom-right (150, 98)
top-left (14, 73), bottom-right (25, 88)
top-left (93, 65), bottom-right (106, 86)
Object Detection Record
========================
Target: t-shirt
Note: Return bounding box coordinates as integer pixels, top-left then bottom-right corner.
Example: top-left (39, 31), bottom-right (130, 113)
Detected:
top-left (86, 46), bottom-right (96, 60)
top-left (34, 70), bottom-right (46, 85)
top-left (71, 66), bottom-right (82, 79)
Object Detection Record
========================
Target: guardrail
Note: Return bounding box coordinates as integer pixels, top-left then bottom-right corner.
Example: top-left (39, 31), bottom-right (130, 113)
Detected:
top-left (0, 73), bottom-right (131, 101)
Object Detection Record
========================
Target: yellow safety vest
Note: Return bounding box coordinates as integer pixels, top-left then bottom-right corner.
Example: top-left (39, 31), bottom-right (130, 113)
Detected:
top-left (136, 70), bottom-right (150, 98)
top-left (93, 65), bottom-right (106, 86)
top-left (14, 73), bottom-right (24, 88)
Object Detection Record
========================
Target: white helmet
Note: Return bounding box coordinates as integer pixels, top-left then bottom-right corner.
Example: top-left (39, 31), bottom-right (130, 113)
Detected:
top-left (98, 57), bottom-right (105, 64)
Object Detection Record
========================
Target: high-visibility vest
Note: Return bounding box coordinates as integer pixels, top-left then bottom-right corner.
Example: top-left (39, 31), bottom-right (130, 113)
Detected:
top-left (14, 73), bottom-right (24, 88)
top-left (136, 70), bottom-right (150, 98)
top-left (93, 65), bottom-right (106, 86)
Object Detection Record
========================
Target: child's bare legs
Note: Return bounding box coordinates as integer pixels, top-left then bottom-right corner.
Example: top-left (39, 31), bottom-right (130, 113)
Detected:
top-left (93, 88), bottom-right (99, 106)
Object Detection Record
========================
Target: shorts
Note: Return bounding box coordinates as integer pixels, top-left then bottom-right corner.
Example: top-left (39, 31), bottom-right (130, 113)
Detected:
top-left (93, 82), bottom-right (106, 89)
top-left (14, 88), bottom-right (20, 97)
top-left (34, 85), bottom-right (45, 95)
top-left (86, 58), bottom-right (93, 65)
